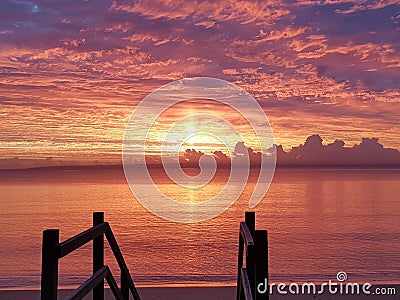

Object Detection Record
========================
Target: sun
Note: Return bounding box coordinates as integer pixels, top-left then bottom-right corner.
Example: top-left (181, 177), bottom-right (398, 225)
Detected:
top-left (181, 132), bottom-right (225, 154)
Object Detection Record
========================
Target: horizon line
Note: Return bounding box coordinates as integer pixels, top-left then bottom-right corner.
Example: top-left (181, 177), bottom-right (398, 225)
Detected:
top-left (1, 163), bottom-right (400, 172)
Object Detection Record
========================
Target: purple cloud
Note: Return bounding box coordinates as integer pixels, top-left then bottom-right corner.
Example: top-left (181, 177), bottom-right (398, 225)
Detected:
top-left (276, 134), bottom-right (400, 166)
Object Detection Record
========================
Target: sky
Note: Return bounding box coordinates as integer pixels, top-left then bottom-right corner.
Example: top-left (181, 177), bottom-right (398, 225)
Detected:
top-left (0, 0), bottom-right (399, 168)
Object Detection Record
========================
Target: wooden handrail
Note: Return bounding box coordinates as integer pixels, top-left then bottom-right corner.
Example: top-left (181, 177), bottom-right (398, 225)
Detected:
top-left (41, 212), bottom-right (141, 300)
top-left (240, 222), bottom-right (254, 247)
top-left (104, 268), bottom-right (125, 300)
top-left (240, 268), bottom-right (254, 300)
top-left (59, 222), bottom-right (109, 258)
top-left (41, 211), bottom-right (267, 300)
top-left (65, 266), bottom-right (125, 300)
top-left (105, 224), bottom-right (141, 300)
top-left (65, 266), bottom-right (108, 300)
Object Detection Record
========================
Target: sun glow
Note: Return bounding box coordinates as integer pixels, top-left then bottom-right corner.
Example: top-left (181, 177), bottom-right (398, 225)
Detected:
top-left (142, 99), bottom-right (271, 159)
top-left (181, 133), bottom-right (226, 154)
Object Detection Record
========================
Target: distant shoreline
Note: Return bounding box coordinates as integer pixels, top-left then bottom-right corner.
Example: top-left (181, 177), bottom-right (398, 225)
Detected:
top-left (1, 163), bottom-right (400, 172)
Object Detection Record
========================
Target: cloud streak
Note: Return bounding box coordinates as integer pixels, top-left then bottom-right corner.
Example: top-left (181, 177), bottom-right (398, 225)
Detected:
top-left (0, 0), bottom-right (399, 165)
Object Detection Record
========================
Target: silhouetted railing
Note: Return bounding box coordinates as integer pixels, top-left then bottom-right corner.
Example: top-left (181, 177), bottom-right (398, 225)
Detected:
top-left (236, 212), bottom-right (268, 300)
top-left (41, 212), bottom-right (141, 300)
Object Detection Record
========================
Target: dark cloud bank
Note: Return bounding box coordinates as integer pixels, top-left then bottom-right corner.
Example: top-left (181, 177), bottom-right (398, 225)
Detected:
top-left (2, 135), bottom-right (399, 170)
top-left (177, 134), bottom-right (400, 168)
top-left (275, 134), bottom-right (400, 167)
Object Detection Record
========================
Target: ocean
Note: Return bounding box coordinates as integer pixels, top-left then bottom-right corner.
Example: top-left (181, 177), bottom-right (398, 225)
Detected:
top-left (0, 167), bottom-right (399, 288)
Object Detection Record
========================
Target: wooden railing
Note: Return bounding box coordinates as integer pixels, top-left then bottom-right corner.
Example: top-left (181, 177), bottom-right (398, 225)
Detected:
top-left (236, 212), bottom-right (269, 300)
top-left (41, 212), bottom-right (141, 300)
top-left (41, 211), bottom-right (267, 300)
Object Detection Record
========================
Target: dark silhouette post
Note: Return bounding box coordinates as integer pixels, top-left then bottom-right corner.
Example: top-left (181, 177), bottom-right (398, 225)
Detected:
top-left (93, 212), bottom-right (104, 300)
top-left (245, 212), bottom-right (255, 237)
top-left (255, 230), bottom-right (268, 300)
top-left (121, 271), bottom-right (129, 299)
top-left (41, 229), bottom-right (59, 300)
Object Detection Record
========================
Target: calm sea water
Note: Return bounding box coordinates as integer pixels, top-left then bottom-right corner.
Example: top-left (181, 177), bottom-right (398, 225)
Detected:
top-left (0, 167), bottom-right (399, 288)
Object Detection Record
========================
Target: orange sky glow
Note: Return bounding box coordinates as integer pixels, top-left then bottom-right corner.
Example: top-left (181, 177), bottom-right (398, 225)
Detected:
top-left (0, 0), bottom-right (399, 168)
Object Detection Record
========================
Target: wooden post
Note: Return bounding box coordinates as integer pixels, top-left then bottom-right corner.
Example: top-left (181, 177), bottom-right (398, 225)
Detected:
top-left (121, 271), bottom-right (129, 299)
top-left (245, 212), bottom-right (255, 237)
top-left (93, 212), bottom-right (104, 300)
top-left (41, 229), bottom-right (59, 300)
top-left (255, 230), bottom-right (268, 300)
